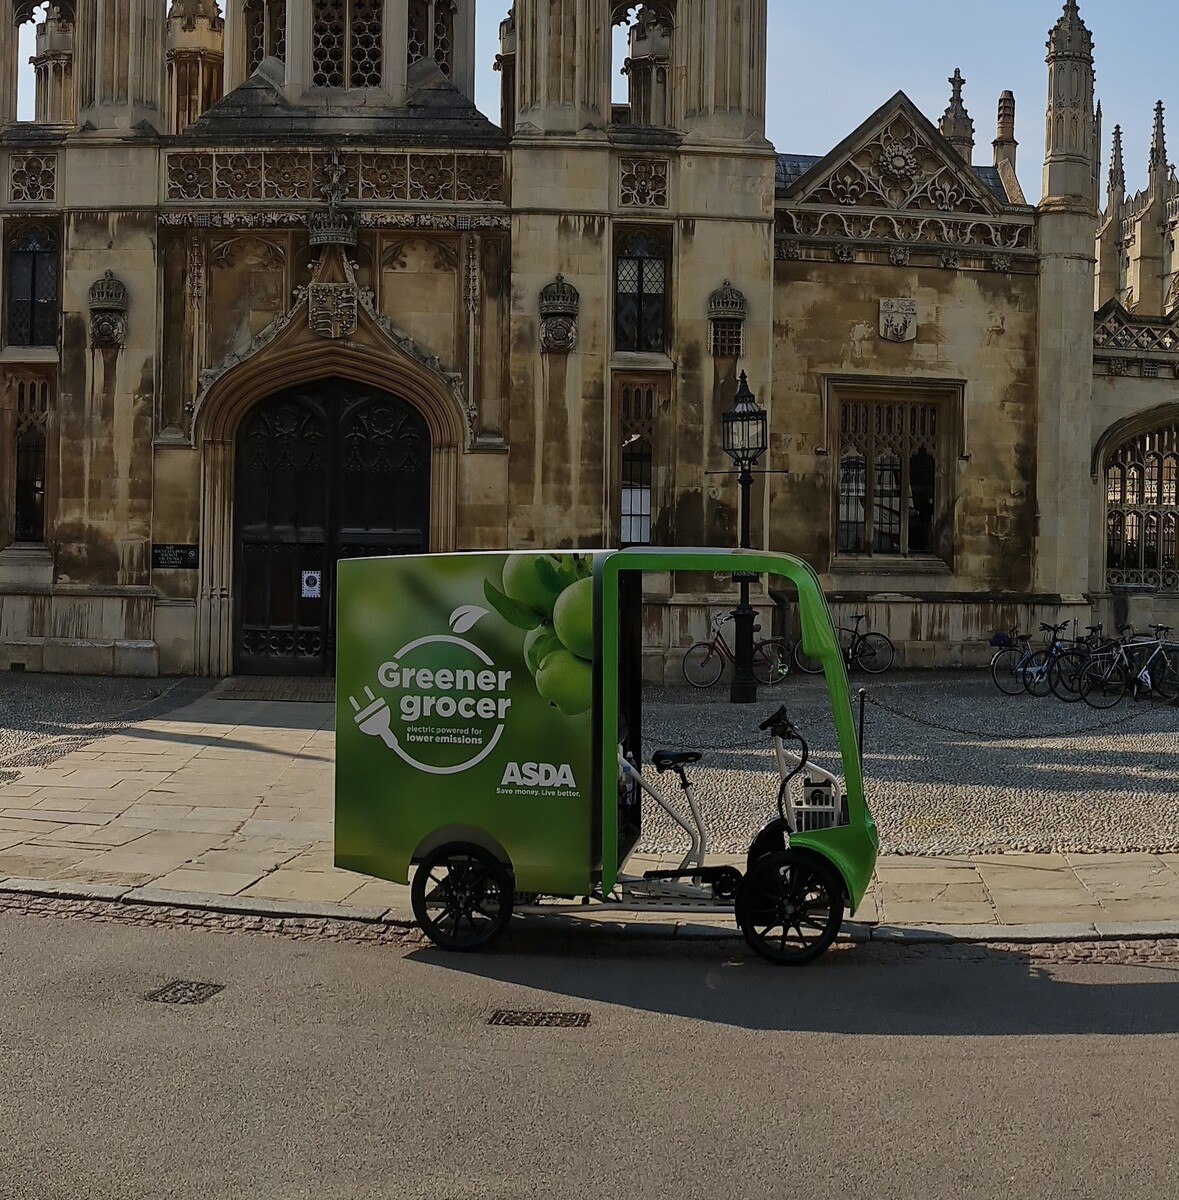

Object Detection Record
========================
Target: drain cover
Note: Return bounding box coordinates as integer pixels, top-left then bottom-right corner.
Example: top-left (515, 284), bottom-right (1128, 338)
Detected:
top-left (488, 1010), bottom-right (590, 1028)
top-left (145, 980), bottom-right (225, 1005)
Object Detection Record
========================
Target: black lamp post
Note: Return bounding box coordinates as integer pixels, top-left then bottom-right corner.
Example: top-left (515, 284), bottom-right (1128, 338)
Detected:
top-left (722, 371), bottom-right (769, 704)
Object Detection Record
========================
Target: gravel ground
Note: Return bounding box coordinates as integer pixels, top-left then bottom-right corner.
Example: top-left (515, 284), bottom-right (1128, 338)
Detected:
top-left (0, 674), bottom-right (214, 777)
top-left (640, 671), bottom-right (1179, 857)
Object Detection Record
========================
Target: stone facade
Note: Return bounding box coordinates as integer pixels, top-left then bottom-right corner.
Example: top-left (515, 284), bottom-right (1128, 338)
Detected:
top-left (0, 0), bottom-right (1174, 678)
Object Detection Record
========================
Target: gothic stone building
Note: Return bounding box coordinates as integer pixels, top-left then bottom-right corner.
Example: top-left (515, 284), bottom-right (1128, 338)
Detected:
top-left (0, 1), bottom-right (1172, 678)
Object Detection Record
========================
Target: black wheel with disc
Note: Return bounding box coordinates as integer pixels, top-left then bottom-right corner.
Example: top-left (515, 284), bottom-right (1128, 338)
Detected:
top-left (735, 848), bottom-right (845, 965)
top-left (411, 842), bottom-right (514, 952)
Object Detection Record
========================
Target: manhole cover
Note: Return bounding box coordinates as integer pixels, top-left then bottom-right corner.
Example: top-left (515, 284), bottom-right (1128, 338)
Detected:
top-left (488, 1010), bottom-right (591, 1028)
top-left (145, 981), bottom-right (225, 1005)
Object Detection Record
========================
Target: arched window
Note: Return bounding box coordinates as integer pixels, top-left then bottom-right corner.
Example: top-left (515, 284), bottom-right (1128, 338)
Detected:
top-left (1106, 421), bottom-right (1179, 590)
top-left (7, 226), bottom-right (59, 347)
top-left (614, 228), bottom-right (670, 353)
top-left (311, 0), bottom-right (383, 88)
top-left (407, 0), bottom-right (456, 77)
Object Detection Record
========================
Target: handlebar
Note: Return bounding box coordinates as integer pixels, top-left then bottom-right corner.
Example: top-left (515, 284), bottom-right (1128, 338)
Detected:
top-left (1152, 624), bottom-right (1173, 637)
top-left (1039, 622), bottom-right (1068, 634)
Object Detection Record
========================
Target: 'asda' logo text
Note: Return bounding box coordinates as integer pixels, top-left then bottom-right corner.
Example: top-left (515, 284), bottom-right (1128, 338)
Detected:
top-left (500, 761), bottom-right (577, 789)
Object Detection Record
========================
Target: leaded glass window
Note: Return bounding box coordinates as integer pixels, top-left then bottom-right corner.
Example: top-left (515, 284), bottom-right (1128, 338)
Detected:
top-left (617, 377), bottom-right (659, 545)
top-left (244, 0), bottom-right (286, 72)
top-left (7, 227), bottom-right (59, 348)
top-left (13, 377), bottom-right (51, 543)
top-left (311, 0), bottom-right (383, 88)
top-left (837, 394), bottom-right (945, 558)
top-left (407, 0), bottom-right (456, 76)
top-left (614, 229), bottom-right (670, 353)
top-left (1106, 423), bottom-right (1179, 591)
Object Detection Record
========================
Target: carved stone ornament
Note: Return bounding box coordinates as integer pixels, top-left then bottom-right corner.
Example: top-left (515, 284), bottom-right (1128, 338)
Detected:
top-left (539, 274), bottom-right (579, 354)
top-left (707, 280), bottom-right (748, 323)
top-left (89, 269), bottom-right (128, 349)
top-left (879, 298), bottom-right (917, 343)
top-left (309, 281), bottom-right (359, 339)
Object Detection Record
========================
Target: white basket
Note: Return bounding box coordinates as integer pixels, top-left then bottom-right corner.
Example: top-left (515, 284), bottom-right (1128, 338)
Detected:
top-left (791, 780), bottom-right (841, 832)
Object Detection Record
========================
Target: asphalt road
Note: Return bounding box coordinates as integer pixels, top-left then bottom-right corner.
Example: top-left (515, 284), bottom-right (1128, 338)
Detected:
top-left (2, 912), bottom-right (1178, 1200)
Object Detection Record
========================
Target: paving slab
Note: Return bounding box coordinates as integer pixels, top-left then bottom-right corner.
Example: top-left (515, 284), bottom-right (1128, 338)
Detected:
top-left (241, 868), bottom-right (364, 904)
top-left (149, 867), bottom-right (265, 896)
top-left (878, 900), bottom-right (997, 925)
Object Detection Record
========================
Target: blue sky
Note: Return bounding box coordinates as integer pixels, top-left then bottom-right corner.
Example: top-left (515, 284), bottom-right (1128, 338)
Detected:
top-left (16, 2), bottom-right (1174, 201)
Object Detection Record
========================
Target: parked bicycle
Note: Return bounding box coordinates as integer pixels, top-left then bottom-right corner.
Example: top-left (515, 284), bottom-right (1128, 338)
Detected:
top-left (991, 621), bottom-right (1124, 701)
top-left (792, 613), bottom-right (895, 675)
top-left (1079, 623), bottom-right (1179, 709)
top-left (682, 613), bottom-right (792, 689)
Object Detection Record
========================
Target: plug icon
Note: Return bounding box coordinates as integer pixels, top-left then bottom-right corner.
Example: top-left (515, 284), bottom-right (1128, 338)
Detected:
top-left (349, 687), bottom-right (400, 751)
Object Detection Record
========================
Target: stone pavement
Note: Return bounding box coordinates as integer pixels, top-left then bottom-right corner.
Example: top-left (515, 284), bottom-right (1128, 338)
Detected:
top-left (2, 683), bottom-right (1179, 939)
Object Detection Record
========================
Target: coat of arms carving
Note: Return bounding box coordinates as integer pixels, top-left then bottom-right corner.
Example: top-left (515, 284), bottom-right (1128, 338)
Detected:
top-left (879, 298), bottom-right (917, 343)
top-left (309, 282), bottom-right (358, 339)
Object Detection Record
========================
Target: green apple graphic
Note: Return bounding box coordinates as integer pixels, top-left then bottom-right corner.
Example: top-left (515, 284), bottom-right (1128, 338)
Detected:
top-left (524, 624), bottom-right (563, 675)
top-left (552, 576), bottom-right (594, 661)
top-left (502, 556), bottom-right (562, 618)
top-left (535, 648), bottom-right (593, 716)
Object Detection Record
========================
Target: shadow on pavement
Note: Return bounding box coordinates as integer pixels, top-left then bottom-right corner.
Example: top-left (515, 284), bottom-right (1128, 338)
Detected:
top-left (407, 924), bottom-right (1179, 1037)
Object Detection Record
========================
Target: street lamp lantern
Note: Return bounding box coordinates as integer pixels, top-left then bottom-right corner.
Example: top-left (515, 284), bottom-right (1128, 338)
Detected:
top-left (720, 371), bottom-right (768, 705)
top-left (722, 371), bottom-right (768, 466)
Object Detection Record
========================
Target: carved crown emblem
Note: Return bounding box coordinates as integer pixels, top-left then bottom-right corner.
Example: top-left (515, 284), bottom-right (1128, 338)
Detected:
top-left (89, 269), bottom-right (128, 312)
top-left (708, 280), bottom-right (748, 322)
top-left (539, 274), bottom-right (579, 318)
top-left (308, 207), bottom-right (359, 248)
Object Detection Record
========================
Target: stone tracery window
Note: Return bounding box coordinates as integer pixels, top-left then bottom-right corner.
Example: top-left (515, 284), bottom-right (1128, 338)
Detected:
top-left (244, 0), bottom-right (286, 73)
top-left (13, 377), bottom-right (51, 543)
top-left (616, 375), bottom-right (662, 546)
top-left (407, 0), bottom-right (456, 77)
top-left (1106, 424), bottom-right (1179, 592)
top-left (311, 0), bottom-right (383, 88)
top-left (834, 385), bottom-right (956, 561)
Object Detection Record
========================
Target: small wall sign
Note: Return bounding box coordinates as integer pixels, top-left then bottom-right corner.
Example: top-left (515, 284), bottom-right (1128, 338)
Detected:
top-left (152, 544), bottom-right (198, 570)
top-left (301, 570), bottom-right (323, 599)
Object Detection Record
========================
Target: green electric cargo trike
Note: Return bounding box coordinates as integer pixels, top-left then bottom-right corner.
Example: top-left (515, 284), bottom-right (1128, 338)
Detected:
top-left (334, 548), bottom-right (879, 965)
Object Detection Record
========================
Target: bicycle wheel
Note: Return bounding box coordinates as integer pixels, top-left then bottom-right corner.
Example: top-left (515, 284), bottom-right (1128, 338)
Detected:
top-left (851, 632), bottom-right (894, 674)
top-left (1079, 657), bottom-right (1128, 709)
top-left (683, 642), bottom-right (724, 688)
top-left (791, 639), bottom-right (825, 675)
top-left (990, 647), bottom-right (1026, 695)
top-left (752, 639), bottom-right (792, 686)
top-left (1148, 648), bottom-right (1179, 700)
top-left (1023, 649), bottom-right (1053, 698)
top-left (1048, 650), bottom-right (1087, 703)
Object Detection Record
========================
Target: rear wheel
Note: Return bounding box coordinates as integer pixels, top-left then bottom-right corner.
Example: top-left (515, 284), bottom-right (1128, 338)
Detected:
top-left (853, 632), bottom-right (894, 674)
top-left (1079, 657), bottom-right (1128, 709)
top-left (1148, 648), bottom-right (1179, 700)
top-left (411, 842), bottom-right (514, 952)
top-left (1023, 649), bottom-right (1054, 698)
top-left (1048, 650), bottom-right (1088, 703)
top-left (683, 642), bottom-right (724, 688)
top-left (752, 639), bottom-right (792, 686)
top-left (791, 640), bottom-right (825, 675)
top-left (991, 647), bottom-right (1026, 696)
top-left (735, 849), bottom-right (845, 965)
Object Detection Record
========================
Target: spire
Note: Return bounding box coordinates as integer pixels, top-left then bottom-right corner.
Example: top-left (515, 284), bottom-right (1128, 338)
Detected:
top-left (1109, 123), bottom-right (1124, 193)
top-left (939, 67), bottom-right (975, 161)
top-left (993, 90), bottom-right (1018, 172)
top-left (1047, 0), bottom-right (1093, 61)
top-left (1150, 100), bottom-right (1168, 172)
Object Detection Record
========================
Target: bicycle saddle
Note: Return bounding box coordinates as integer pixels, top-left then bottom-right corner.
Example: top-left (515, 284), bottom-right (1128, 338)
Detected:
top-left (652, 750), bottom-right (702, 772)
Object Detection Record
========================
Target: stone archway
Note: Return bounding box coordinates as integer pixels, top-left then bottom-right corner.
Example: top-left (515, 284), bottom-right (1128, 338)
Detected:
top-left (192, 303), bottom-right (467, 676)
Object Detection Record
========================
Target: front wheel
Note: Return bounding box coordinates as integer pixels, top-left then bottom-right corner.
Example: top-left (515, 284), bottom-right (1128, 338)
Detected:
top-left (411, 842), bottom-right (514, 952)
top-left (853, 632), bottom-right (895, 674)
top-left (735, 849), bottom-right (845, 965)
top-left (683, 642), bottom-right (724, 688)
top-left (1148, 649), bottom-right (1179, 700)
top-left (752, 639), bottom-right (792, 686)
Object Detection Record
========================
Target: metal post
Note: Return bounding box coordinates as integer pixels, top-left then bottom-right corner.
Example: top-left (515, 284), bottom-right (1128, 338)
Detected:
top-left (730, 460), bottom-right (758, 704)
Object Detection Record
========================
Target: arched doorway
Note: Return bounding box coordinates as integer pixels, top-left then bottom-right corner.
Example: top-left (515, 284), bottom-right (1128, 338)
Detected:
top-left (234, 380), bottom-right (430, 674)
